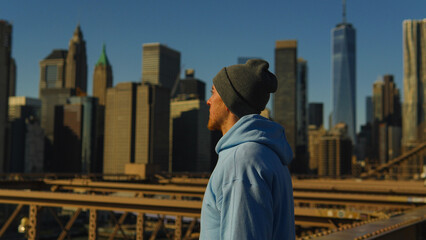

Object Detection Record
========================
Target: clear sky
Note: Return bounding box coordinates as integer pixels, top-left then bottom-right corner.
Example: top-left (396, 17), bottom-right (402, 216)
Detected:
top-left (2, 0), bottom-right (425, 132)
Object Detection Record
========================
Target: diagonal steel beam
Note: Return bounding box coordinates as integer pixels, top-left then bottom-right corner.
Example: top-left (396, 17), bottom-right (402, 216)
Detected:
top-left (149, 215), bottom-right (164, 240)
top-left (0, 204), bottom-right (23, 237)
top-left (48, 208), bottom-right (67, 238)
top-left (57, 208), bottom-right (82, 240)
top-left (108, 211), bottom-right (130, 240)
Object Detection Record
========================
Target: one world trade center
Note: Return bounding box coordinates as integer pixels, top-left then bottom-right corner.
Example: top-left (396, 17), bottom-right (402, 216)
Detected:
top-left (331, 0), bottom-right (356, 143)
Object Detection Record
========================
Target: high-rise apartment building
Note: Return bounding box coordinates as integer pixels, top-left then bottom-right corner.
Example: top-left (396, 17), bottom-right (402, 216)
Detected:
top-left (65, 24), bottom-right (87, 93)
top-left (274, 40), bottom-right (297, 155)
top-left (0, 20), bottom-right (12, 172)
top-left (402, 19), bottom-right (426, 150)
top-left (308, 103), bottom-right (323, 128)
top-left (93, 45), bottom-right (113, 106)
top-left (142, 43), bottom-right (180, 92)
top-left (331, 4), bottom-right (356, 143)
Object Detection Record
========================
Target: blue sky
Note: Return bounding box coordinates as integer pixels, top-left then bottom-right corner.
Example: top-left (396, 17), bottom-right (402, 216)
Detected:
top-left (2, 0), bottom-right (425, 131)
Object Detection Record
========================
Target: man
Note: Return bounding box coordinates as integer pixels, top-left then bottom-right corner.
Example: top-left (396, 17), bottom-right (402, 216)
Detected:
top-left (200, 59), bottom-right (295, 239)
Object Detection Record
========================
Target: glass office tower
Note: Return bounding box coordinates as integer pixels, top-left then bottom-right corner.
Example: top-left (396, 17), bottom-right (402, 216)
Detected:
top-left (331, 21), bottom-right (356, 143)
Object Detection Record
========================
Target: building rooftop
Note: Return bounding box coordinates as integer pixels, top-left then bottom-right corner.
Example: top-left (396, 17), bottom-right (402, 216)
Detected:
top-left (44, 49), bottom-right (68, 60)
top-left (96, 44), bottom-right (110, 66)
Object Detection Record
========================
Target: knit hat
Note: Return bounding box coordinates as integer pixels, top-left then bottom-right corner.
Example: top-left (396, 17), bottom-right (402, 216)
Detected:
top-left (213, 59), bottom-right (277, 118)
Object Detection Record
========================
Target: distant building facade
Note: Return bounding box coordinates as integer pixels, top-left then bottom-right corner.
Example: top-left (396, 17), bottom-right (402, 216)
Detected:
top-left (135, 83), bottom-right (170, 171)
top-left (297, 58), bottom-right (308, 147)
top-left (8, 97), bottom-right (43, 173)
top-left (402, 19), bottom-right (426, 151)
top-left (65, 97), bottom-right (99, 173)
top-left (52, 96), bottom-right (99, 173)
top-left (308, 125), bottom-right (327, 174)
top-left (170, 70), bottom-right (210, 173)
top-left (9, 58), bottom-right (16, 97)
top-left (104, 82), bottom-right (170, 175)
top-left (274, 40), bottom-right (309, 173)
top-left (103, 83), bottom-right (139, 175)
top-left (176, 69), bottom-right (205, 101)
top-left (274, 40), bottom-right (297, 158)
top-left (308, 103), bottom-right (323, 128)
top-left (142, 43), bottom-right (180, 92)
top-left (371, 75), bottom-right (402, 165)
top-left (366, 96), bottom-right (373, 124)
top-left (40, 87), bottom-right (75, 172)
top-left (318, 123), bottom-right (352, 177)
top-left (0, 20), bottom-right (12, 172)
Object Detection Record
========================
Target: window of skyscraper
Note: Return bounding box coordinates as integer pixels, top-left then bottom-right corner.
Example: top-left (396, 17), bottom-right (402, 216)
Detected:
top-left (45, 65), bottom-right (58, 88)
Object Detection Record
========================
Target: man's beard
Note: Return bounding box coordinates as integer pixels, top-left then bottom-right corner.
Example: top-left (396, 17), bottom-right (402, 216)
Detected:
top-left (207, 116), bottom-right (221, 131)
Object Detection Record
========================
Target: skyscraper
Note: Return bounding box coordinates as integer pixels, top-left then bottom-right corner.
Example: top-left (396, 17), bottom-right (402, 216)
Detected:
top-left (103, 83), bottom-right (139, 175)
top-left (297, 58), bottom-right (308, 147)
top-left (0, 20), bottom-right (12, 172)
top-left (65, 24), bottom-right (87, 93)
top-left (308, 103), bottom-right (323, 128)
top-left (93, 44), bottom-right (113, 106)
top-left (402, 19), bottom-right (426, 150)
top-left (135, 83), bottom-right (170, 171)
top-left (103, 82), bottom-right (170, 174)
top-left (8, 97), bottom-right (43, 173)
top-left (39, 49), bottom-right (68, 94)
top-left (373, 75), bottom-right (401, 125)
top-left (141, 43), bottom-right (180, 92)
top-left (274, 40), bottom-right (297, 154)
top-left (371, 75), bottom-right (402, 164)
top-left (318, 123), bottom-right (352, 177)
top-left (366, 96), bottom-right (373, 124)
top-left (9, 58), bottom-right (16, 97)
top-left (274, 40), bottom-right (310, 173)
top-left (171, 70), bottom-right (211, 173)
top-left (176, 69), bottom-right (205, 101)
top-left (331, 1), bottom-right (356, 143)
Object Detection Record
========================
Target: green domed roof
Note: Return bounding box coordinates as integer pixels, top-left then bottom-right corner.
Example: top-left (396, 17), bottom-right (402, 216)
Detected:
top-left (96, 44), bottom-right (110, 66)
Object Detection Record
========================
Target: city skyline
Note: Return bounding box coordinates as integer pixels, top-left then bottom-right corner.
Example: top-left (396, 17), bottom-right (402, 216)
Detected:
top-left (2, 0), bottom-right (426, 131)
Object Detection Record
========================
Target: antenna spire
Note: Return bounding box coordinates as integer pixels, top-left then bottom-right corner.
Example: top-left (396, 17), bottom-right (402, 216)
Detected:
top-left (342, 0), bottom-right (347, 23)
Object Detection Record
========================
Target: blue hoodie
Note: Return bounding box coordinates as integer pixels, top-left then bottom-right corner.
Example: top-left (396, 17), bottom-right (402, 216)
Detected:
top-left (200, 114), bottom-right (295, 240)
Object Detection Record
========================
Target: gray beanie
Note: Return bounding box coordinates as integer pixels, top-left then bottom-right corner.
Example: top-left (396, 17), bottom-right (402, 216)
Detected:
top-left (213, 59), bottom-right (277, 118)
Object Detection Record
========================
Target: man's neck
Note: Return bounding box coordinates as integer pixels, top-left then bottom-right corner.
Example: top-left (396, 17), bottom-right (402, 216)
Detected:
top-left (221, 114), bottom-right (240, 135)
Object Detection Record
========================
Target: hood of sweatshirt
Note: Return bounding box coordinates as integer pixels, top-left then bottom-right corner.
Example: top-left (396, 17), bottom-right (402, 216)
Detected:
top-left (216, 114), bottom-right (293, 166)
